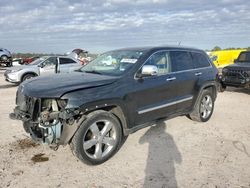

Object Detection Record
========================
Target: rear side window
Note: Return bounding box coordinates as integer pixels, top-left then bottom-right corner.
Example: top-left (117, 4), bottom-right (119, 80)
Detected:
top-left (191, 52), bottom-right (210, 68)
top-left (170, 51), bottom-right (194, 72)
top-left (60, 58), bottom-right (77, 65)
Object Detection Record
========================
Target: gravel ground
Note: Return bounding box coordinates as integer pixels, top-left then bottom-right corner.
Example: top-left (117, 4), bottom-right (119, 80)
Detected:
top-left (0, 68), bottom-right (250, 188)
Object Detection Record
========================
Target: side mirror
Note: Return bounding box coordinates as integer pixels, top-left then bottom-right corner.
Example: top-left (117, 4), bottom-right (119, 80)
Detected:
top-left (38, 63), bottom-right (44, 68)
top-left (139, 65), bottom-right (158, 77)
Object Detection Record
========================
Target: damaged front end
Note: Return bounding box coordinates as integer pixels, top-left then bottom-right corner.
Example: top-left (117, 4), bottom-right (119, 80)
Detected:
top-left (10, 87), bottom-right (85, 149)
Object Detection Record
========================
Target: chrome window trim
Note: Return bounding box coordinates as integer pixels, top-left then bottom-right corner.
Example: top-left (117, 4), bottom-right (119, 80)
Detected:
top-left (137, 96), bottom-right (193, 114)
top-left (134, 49), bottom-right (212, 80)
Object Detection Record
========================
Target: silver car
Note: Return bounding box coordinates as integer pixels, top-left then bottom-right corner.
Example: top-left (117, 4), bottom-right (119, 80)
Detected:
top-left (4, 56), bottom-right (82, 83)
top-left (0, 48), bottom-right (12, 67)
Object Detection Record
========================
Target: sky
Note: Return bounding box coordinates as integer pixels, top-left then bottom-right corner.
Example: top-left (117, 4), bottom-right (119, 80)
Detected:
top-left (0, 0), bottom-right (250, 53)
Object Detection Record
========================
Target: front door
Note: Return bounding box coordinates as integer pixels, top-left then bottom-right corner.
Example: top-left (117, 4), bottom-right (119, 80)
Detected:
top-left (127, 50), bottom-right (179, 127)
top-left (39, 57), bottom-right (58, 76)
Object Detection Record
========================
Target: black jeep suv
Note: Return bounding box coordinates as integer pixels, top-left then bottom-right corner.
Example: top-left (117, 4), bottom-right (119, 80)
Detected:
top-left (221, 51), bottom-right (250, 89)
top-left (10, 46), bottom-right (218, 165)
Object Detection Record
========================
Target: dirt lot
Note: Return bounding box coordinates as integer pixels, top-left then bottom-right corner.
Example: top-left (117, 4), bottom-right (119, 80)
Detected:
top-left (0, 68), bottom-right (250, 188)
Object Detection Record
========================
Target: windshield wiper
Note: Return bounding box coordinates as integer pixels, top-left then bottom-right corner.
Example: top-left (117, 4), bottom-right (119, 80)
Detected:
top-left (84, 70), bottom-right (102, 75)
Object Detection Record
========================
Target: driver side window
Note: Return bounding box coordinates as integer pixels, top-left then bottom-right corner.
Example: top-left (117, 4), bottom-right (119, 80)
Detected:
top-left (43, 57), bottom-right (57, 67)
top-left (144, 51), bottom-right (171, 75)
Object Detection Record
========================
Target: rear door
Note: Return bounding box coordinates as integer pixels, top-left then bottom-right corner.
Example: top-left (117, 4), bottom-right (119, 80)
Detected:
top-left (191, 51), bottom-right (213, 95)
top-left (169, 51), bottom-right (197, 112)
top-left (58, 58), bottom-right (80, 73)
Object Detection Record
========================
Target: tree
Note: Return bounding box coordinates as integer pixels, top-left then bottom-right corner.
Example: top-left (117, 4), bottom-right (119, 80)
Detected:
top-left (211, 46), bottom-right (222, 51)
top-left (224, 47), bottom-right (235, 50)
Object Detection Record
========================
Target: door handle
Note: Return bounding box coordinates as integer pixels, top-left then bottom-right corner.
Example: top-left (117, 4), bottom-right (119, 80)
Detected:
top-left (195, 72), bottom-right (202, 76)
top-left (166, 77), bottom-right (176, 81)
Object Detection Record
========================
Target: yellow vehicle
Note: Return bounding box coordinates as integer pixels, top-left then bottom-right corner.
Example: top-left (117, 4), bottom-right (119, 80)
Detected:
top-left (209, 49), bottom-right (246, 68)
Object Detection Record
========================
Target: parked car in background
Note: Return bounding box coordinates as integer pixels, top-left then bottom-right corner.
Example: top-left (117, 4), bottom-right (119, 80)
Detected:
top-left (220, 51), bottom-right (250, 90)
top-left (210, 49), bottom-right (245, 68)
top-left (70, 48), bottom-right (90, 65)
top-left (0, 48), bottom-right (12, 67)
top-left (4, 56), bottom-right (81, 83)
top-left (12, 58), bottom-right (23, 66)
top-left (22, 56), bottom-right (40, 65)
top-left (10, 46), bottom-right (218, 165)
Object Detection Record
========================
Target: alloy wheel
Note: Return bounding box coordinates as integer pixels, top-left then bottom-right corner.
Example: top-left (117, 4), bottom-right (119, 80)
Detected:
top-left (83, 120), bottom-right (117, 160)
top-left (200, 95), bottom-right (213, 119)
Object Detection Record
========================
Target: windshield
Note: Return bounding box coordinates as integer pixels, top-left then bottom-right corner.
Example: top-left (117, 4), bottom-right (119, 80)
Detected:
top-left (29, 57), bottom-right (46, 65)
top-left (237, 52), bottom-right (250, 63)
top-left (78, 50), bottom-right (145, 76)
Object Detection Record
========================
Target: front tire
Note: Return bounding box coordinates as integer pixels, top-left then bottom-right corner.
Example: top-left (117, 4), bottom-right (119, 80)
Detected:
top-left (22, 73), bottom-right (35, 82)
top-left (1, 55), bottom-right (8, 61)
top-left (218, 82), bottom-right (226, 92)
top-left (23, 121), bottom-right (30, 133)
top-left (189, 89), bottom-right (214, 122)
top-left (70, 110), bottom-right (123, 165)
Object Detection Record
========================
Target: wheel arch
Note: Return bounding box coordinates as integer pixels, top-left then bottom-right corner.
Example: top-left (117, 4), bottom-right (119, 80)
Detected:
top-left (203, 84), bottom-right (217, 100)
top-left (194, 82), bottom-right (217, 108)
top-left (79, 102), bottom-right (129, 136)
top-left (21, 72), bottom-right (38, 81)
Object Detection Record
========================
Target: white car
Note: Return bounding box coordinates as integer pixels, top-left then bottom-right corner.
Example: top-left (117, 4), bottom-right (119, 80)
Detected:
top-left (4, 56), bottom-right (82, 83)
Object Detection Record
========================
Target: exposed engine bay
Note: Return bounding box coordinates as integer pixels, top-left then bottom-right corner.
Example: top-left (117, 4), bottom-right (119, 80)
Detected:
top-left (33, 99), bottom-right (66, 146)
top-left (10, 88), bottom-right (84, 149)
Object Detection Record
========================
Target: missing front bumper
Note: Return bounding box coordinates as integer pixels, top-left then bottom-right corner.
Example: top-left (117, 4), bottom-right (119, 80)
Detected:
top-left (9, 106), bottom-right (32, 121)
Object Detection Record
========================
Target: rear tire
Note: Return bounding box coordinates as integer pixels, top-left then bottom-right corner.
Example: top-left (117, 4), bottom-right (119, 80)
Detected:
top-left (188, 89), bottom-right (214, 122)
top-left (70, 110), bottom-right (123, 165)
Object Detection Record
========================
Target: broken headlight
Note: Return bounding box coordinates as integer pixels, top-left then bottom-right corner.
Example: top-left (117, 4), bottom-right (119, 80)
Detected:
top-left (57, 99), bottom-right (68, 110)
top-left (40, 99), bottom-right (68, 124)
top-left (41, 99), bottom-right (68, 111)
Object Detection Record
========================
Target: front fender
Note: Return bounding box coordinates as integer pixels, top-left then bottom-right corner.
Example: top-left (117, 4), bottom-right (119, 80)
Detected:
top-left (59, 116), bottom-right (86, 145)
top-left (60, 100), bottom-right (129, 145)
top-left (79, 99), bottom-right (129, 133)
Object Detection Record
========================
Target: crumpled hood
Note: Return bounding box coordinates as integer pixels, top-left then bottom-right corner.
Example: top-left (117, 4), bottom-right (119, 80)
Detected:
top-left (20, 72), bottom-right (118, 98)
top-left (225, 63), bottom-right (250, 71)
